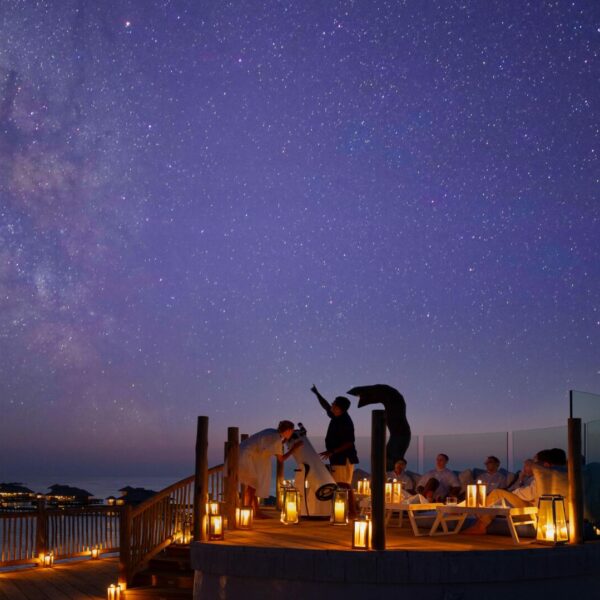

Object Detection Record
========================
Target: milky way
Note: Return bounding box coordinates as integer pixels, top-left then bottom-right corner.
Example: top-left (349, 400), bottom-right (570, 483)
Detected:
top-left (1, 1), bottom-right (599, 478)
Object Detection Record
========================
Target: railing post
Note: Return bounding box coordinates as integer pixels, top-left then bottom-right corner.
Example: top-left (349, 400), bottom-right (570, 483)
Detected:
top-left (240, 433), bottom-right (249, 505)
top-left (371, 409), bottom-right (386, 551)
top-left (194, 416), bottom-right (209, 542)
top-left (35, 498), bottom-right (47, 560)
top-left (568, 417), bottom-right (584, 545)
top-left (118, 504), bottom-right (132, 586)
top-left (224, 427), bottom-right (240, 529)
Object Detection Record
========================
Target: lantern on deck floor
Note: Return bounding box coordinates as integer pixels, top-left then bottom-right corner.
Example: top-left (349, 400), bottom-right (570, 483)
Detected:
top-left (236, 506), bottom-right (254, 530)
top-left (281, 487), bottom-right (300, 524)
top-left (90, 545), bottom-right (100, 559)
top-left (208, 514), bottom-right (225, 540)
top-left (39, 551), bottom-right (54, 567)
top-left (206, 499), bottom-right (220, 515)
top-left (331, 488), bottom-right (349, 525)
top-left (106, 583), bottom-right (125, 599)
top-left (352, 516), bottom-right (372, 550)
top-left (536, 495), bottom-right (569, 544)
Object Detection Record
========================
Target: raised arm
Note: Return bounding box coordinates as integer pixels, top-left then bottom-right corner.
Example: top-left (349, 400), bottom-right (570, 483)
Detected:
top-left (310, 384), bottom-right (331, 413)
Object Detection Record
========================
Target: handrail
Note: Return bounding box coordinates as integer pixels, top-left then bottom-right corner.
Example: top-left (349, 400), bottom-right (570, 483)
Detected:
top-left (0, 505), bottom-right (120, 567)
top-left (121, 463), bottom-right (224, 585)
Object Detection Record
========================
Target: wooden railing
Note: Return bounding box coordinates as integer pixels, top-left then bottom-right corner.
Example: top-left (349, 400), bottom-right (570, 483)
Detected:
top-left (0, 504), bottom-right (120, 567)
top-left (120, 464), bottom-right (224, 585)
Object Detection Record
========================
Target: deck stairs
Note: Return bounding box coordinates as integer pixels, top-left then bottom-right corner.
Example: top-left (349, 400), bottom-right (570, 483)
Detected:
top-left (125, 544), bottom-right (193, 599)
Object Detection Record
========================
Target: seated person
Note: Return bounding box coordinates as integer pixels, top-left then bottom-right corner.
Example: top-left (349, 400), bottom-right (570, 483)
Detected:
top-left (416, 453), bottom-right (461, 502)
top-left (465, 448), bottom-right (565, 535)
top-left (508, 459), bottom-right (534, 492)
top-left (386, 458), bottom-right (415, 495)
top-left (478, 455), bottom-right (507, 491)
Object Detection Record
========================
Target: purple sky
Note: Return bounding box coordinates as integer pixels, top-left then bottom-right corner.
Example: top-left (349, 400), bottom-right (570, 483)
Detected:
top-left (1, 1), bottom-right (599, 480)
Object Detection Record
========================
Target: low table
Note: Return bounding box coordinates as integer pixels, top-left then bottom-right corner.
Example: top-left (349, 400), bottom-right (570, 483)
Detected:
top-left (430, 505), bottom-right (538, 544)
top-left (385, 502), bottom-right (443, 536)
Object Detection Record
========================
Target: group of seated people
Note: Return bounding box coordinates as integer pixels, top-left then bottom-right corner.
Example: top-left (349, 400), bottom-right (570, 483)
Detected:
top-left (384, 448), bottom-right (567, 534)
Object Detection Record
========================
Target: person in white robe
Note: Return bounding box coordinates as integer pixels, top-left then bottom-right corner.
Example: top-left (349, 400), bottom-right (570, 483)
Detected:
top-left (239, 420), bottom-right (302, 516)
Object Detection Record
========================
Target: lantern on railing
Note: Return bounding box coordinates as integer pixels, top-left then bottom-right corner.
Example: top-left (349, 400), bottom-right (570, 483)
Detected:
top-left (536, 495), bottom-right (569, 545)
top-left (207, 514), bottom-right (225, 540)
top-left (182, 516), bottom-right (192, 543)
top-left (106, 496), bottom-right (116, 506)
top-left (235, 506), bottom-right (254, 530)
top-left (331, 488), bottom-right (349, 525)
top-left (90, 545), bottom-right (100, 559)
top-left (39, 551), bottom-right (54, 567)
top-left (115, 498), bottom-right (125, 506)
top-left (352, 516), bottom-right (372, 549)
top-left (281, 487), bottom-right (300, 524)
top-left (466, 481), bottom-right (487, 507)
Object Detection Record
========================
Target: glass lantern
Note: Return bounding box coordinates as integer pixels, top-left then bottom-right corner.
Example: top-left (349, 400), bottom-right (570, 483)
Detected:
top-left (352, 516), bottom-right (372, 550)
top-left (235, 506), bottom-right (254, 530)
top-left (281, 487), bottom-right (300, 524)
top-left (206, 499), bottom-right (220, 515)
top-left (331, 488), bottom-right (349, 525)
top-left (536, 495), bottom-right (569, 544)
top-left (466, 481), bottom-right (487, 507)
top-left (207, 514), bottom-right (225, 540)
top-left (39, 551), bottom-right (54, 568)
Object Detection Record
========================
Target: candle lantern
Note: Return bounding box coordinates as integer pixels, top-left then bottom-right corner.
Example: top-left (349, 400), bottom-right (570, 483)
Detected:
top-left (235, 506), bottom-right (254, 530)
top-left (115, 498), bottom-right (125, 506)
top-left (106, 583), bottom-right (124, 599)
top-left (391, 479), bottom-right (402, 504)
top-left (182, 516), bottom-right (192, 543)
top-left (206, 499), bottom-right (220, 515)
top-left (281, 487), bottom-right (300, 525)
top-left (466, 481), bottom-right (487, 507)
top-left (91, 545), bottom-right (100, 559)
top-left (352, 516), bottom-right (372, 550)
top-left (39, 551), bottom-right (54, 567)
top-left (331, 488), bottom-right (349, 525)
top-left (208, 514), bottom-right (225, 540)
top-left (536, 495), bottom-right (569, 544)
top-left (106, 496), bottom-right (116, 506)
top-left (357, 478), bottom-right (371, 496)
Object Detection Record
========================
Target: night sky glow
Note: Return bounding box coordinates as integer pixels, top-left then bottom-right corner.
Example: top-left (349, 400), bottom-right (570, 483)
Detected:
top-left (1, 1), bottom-right (599, 479)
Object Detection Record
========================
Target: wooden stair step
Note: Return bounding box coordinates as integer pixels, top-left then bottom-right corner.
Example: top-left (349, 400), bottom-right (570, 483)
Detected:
top-left (164, 544), bottom-right (191, 559)
top-left (148, 555), bottom-right (192, 572)
top-left (123, 586), bottom-right (193, 599)
top-left (151, 570), bottom-right (194, 589)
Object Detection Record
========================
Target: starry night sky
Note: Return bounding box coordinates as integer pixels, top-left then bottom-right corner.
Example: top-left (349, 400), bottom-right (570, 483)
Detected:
top-left (1, 1), bottom-right (599, 479)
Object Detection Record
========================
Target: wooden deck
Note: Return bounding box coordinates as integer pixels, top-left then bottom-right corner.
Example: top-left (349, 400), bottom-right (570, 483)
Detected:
top-left (211, 508), bottom-right (546, 551)
top-left (0, 557), bottom-right (118, 600)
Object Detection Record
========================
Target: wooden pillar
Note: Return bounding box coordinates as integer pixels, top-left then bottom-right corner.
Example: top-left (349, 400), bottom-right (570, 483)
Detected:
top-left (118, 504), bottom-right (132, 586)
top-left (224, 427), bottom-right (240, 529)
top-left (35, 497), bottom-right (47, 559)
top-left (240, 434), bottom-right (248, 504)
top-left (193, 416), bottom-right (209, 542)
top-left (371, 409), bottom-right (386, 550)
top-left (568, 417), bottom-right (584, 545)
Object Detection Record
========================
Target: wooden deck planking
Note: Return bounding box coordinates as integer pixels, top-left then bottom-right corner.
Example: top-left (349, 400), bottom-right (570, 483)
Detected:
top-left (211, 509), bottom-right (547, 552)
top-left (0, 558), bottom-right (118, 600)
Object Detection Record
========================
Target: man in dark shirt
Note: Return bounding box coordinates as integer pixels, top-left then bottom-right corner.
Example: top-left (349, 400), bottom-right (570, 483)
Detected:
top-left (311, 384), bottom-right (359, 517)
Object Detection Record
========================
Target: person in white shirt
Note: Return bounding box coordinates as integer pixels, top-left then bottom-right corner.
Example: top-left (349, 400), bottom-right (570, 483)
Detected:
top-left (386, 458), bottom-right (415, 495)
top-left (416, 453), bottom-right (461, 502)
top-left (238, 421), bottom-right (303, 517)
top-left (465, 449), bottom-right (563, 535)
top-left (508, 459), bottom-right (534, 492)
top-left (478, 456), bottom-right (507, 491)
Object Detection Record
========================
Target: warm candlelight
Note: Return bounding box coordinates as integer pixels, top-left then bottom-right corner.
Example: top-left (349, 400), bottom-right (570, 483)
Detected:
top-left (91, 546), bottom-right (100, 559)
top-left (352, 517), bottom-right (372, 549)
top-left (286, 501), bottom-right (298, 522)
top-left (536, 495), bottom-right (569, 544)
top-left (208, 514), bottom-right (224, 539)
top-left (385, 482), bottom-right (392, 503)
top-left (281, 487), bottom-right (300, 524)
top-left (236, 506), bottom-right (253, 530)
top-left (106, 584), bottom-right (121, 599)
top-left (206, 500), bottom-right (220, 515)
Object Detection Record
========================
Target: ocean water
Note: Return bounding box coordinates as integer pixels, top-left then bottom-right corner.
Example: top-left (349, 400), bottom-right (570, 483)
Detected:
top-left (17, 475), bottom-right (183, 500)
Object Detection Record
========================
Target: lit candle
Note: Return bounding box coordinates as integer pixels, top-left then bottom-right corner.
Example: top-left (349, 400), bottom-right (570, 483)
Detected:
top-left (476, 480), bottom-right (487, 507)
top-left (334, 499), bottom-right (346, 522)
top-left (91, 546), bottom-right (100, 559)
top-left (392, 480), bottom-right (401, 503)
top-left (466, 484), bottom-right (477, 507)
top-left (545, 523), bottom-right (556, 542)
top-left (212, 515), bottom-right (223, 536)
top-left (385, 482), bottom-right (392, 503)
top-left (286, 500), bottom-right (298, 523)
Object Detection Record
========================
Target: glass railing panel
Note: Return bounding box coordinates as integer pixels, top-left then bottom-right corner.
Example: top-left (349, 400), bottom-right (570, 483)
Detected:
top-left (570, 390), bottom-right (600, 424)
top-left (422, 431), bottom-right (508, 473)
top-left (512, 425), bottom-right (568, 471)
top-left (585, 419), bottom-right (600, 464)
